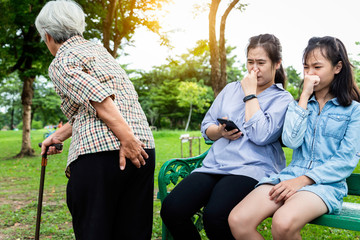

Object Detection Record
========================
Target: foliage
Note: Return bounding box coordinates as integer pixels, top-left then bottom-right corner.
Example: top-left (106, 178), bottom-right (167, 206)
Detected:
top-left (0, 73), bottom-right (22, 129)
top-left (0, 0), bottom-right (171, 156)
top-left (0, 0), bottom-right (52, 78)
top-left (352, 42), bottom-right (360, 88)
top-left (177, 81), bottom-right (211, 113)
top-left (78, 0), bottom-right (171, 57)
top-left (17, 120), bottom-right (43, 130)
top-left (0, 74), bottom-right (65, 129)
top-left (0, 0), bottom-right (55, 156)
top-left (130, 40), bottom-right (243, 130)
top-left (32, 77), bottom-right (66, 126)
top-left (285, 66), bottom-right (302, 99)
top-left (177, 81), bottom-right (212, 131)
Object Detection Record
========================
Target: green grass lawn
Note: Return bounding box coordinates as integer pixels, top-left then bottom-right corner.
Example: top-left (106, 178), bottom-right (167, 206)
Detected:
top-left (0, 130), bottom-right (359, 239)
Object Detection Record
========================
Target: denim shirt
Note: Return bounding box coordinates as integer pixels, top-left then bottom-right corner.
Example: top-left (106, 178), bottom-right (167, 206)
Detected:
top-left (271, 97), bottom-right (360, 213)
top-left (192, 82), bottom-right (294, 181)
top-left (282, 97), bottom-right (360, 184)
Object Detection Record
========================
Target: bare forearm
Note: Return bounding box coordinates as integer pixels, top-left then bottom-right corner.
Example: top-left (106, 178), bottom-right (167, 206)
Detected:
top-left (298, 93), bottom-right (310, 110)
top-left (245, 98), bottom-right (260, 122)
top-left (91, 97), bottom-right (148, 169)
top-left (205, 124), bottom-right (222, 141)
top-left (90, 97), bottom-right (133, 141)
top-left (41, 122), bottom-right (72, 155)
top-left (52, 122), bottom-right (72, 141)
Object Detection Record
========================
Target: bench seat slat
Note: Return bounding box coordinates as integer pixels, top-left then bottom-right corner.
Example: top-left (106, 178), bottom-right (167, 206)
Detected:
top-left (310, 202), bottom-right (360, 231)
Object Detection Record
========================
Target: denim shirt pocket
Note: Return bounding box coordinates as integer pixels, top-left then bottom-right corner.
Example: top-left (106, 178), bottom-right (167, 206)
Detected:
top-left (323, 114), bottom-right (350, 139)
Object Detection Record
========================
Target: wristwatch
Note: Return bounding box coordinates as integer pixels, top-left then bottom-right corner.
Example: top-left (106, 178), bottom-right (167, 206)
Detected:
top-left (243, 94), bottom-right (257, 102)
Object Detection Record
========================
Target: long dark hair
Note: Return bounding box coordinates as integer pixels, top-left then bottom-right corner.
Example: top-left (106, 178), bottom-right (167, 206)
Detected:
top-left (247, 34), bottom-right (286, 87)
top-left (303, 36), bottom-right (360, 106)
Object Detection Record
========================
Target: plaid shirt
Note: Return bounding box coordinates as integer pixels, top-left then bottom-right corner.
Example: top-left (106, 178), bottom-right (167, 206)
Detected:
top-left (48, 35), bottom-right (155, 167)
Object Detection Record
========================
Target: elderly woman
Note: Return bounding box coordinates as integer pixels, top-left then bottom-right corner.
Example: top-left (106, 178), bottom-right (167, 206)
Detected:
top-left (35, 0), bottom-right (155, 239)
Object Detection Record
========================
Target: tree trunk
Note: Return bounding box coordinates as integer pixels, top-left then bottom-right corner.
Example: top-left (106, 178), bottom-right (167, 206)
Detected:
top-left (219, 0), bottom-right (239, 91)
top-left (184, 103), bottom-right (193, 132)
top-left (103, 0), bottom-right (117, 57)
top-left (16, 76), bottom-right (35, 158)
top-left (10, 106), bottom-right (15, 130)
top-left (209, 0), bottom-right (221, 97)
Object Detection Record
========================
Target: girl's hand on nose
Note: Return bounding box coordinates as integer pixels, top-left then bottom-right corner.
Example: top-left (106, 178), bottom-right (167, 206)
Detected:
top-left (302, 74), bottom-right (320, 97)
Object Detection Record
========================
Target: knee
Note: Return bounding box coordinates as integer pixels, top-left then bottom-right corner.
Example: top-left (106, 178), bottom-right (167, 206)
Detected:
top-left (160, 197), bottom-right (178, 223)
top-left (160, 196), bottom-right (191, 225)
top-left (271, 214), bottom-right (296, 239)
top-left (228, 211), bottom-right (244, 231)
top-left (203, 206), bottom-right (225, 228)
top-left (203, 207), bottom-right (235, 239)
top-left (228, 210), bottom-right (252, 237)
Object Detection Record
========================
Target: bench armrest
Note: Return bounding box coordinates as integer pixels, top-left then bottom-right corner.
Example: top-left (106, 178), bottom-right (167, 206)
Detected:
top-left (158, 149), bottom-right (210, 203)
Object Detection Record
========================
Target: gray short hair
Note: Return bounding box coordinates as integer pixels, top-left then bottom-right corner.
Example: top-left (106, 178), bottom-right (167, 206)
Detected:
top-left (35, 0), bottom-right (86, 43)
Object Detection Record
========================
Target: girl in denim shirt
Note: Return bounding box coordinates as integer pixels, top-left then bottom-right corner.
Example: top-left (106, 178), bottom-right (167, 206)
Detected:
top-left (229, 36), bottom-right (360, 240)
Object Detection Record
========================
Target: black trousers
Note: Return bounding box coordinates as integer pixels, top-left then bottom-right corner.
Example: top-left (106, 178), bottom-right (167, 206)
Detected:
top-left (160, 172), bottom-right (258, 240)
top-left (66, 149), bottom-right (155, 240)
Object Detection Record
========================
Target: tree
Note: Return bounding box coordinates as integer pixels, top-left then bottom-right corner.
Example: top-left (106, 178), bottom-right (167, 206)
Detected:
top-left (177, 81), bottom-right (211, 131)
top-left (79, 0), bottom-right (170, 58)
top-left (285, 66), bottom-right (302, 99)
top-left (131, 40), bottom-right (242, 129)
top-left (0, 73), bottom-right (22, 130)
top-left (208, 0), bottom-right (247, 97)
top-left (0, 0), bottom-right (170, 157)
top-left (131, 40), bottom-right (246, 129)
top-left (352, 42), bottom-right (360, 88)
top-left (0, 0), bottom-right (53, 157)
top-left (150, 78), bottom-right (183, 128)
top-left (32, 78), bottom-right (65, 126)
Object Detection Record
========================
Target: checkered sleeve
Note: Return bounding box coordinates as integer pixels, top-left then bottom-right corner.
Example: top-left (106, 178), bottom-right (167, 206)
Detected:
top-left (50, 55), bottom-right (114, 116)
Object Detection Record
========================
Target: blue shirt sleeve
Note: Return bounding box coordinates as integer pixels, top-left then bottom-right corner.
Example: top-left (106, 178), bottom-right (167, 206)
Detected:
top-left (281, 101), bottom-right (310, 149)
top-left (243, 93), bottom-right (294, 145)
top-left (201, 84), bottom-right (229, 140)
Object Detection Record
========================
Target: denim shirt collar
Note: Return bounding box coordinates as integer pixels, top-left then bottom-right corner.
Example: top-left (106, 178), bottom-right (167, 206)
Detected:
top-left (308, 95), bottom-right (340, 106)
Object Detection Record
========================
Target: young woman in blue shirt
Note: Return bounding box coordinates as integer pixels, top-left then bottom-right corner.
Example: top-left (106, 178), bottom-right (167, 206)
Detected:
top-left (160, 34), bottom-right (293, 240)
top-left (228, 36), bottom-right (360, 240)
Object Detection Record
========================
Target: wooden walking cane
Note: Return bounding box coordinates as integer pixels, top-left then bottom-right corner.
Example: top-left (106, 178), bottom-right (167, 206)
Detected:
top-left (35, 143), bottom-right (63, 240)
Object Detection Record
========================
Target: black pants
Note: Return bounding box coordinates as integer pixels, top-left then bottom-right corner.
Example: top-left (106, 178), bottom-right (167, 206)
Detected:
top-left (66, 149), bottom-right (155, 240)
top-left (160, 172), bottom-right (258, 240)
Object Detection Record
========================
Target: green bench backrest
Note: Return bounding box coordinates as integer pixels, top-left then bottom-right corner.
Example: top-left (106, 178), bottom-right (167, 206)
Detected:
top-left (347, 173), bottom-right (360, 196)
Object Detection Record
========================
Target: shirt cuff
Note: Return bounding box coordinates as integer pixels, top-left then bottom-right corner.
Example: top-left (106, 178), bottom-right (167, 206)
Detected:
top-left (305, 172), bottom-right (320, 184)
top-left (86, 90), bottom-right (115, 116)
top-left (243, 109), bottom-right (262, 129)
top-left (292, 101), bottom-right (310, 118)
top-left (201, 122), bottom-right (215, 140)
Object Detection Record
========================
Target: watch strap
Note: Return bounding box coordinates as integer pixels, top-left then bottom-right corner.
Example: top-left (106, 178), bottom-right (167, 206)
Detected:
top-left (243, 94), bottom-right (257, 102)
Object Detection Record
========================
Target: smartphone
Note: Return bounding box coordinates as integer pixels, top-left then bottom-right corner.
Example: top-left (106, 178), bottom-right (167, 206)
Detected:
top-left (217, 118), bottom-right (241, 134)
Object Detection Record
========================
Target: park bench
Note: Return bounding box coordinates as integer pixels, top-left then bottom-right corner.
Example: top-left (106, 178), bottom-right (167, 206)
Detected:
top-left (157, 141), bottom-right (360, 240)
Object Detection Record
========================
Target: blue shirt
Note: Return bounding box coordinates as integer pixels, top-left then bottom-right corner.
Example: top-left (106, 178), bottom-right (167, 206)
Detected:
top-left (259, 98), bottom-right (360, 214)
top-left (193, 81), bottom-right (294, 181)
